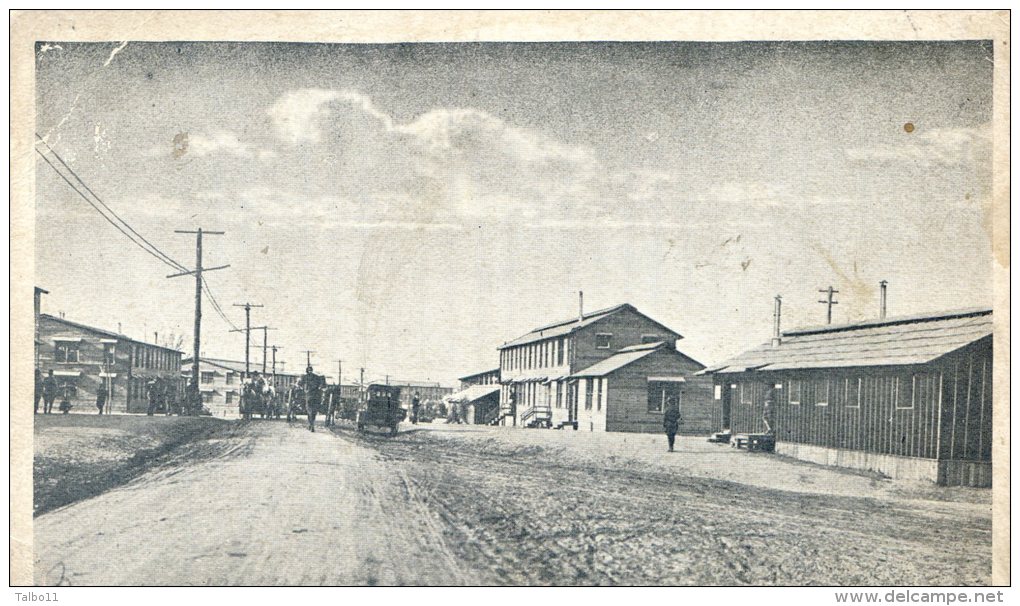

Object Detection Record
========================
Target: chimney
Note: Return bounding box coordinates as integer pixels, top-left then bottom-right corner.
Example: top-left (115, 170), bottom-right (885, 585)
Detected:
top-left (578, 291), bottom-right (584, 322)
top-left (118, 322), bottom-right (122, 333)
top-left (879, 280), bottom-right (888, 320)
top-left (771, 295), bottom-right (783, 347)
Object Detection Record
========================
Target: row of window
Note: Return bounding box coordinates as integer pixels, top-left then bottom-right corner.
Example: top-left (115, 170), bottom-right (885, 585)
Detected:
top-left (55, 341), bottom-right (179, 370)
top-left (132, 345), bottom-right (179, 371)
top-left (501, 337), bottom-right (569, 371)
top-left (737, 375), bottom-right (934, 411)
top-left (54, 341), bottom-right (117, 365)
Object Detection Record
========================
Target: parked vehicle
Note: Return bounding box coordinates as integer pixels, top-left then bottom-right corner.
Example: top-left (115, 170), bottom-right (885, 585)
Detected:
top-left (356, 384), bottom-right (405, 435)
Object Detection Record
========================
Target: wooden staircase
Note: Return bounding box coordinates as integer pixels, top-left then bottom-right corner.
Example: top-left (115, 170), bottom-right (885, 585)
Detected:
top-left (520, 405), bottom-right (552, 428)
top-left (485, 408), bottom-right (513, 426)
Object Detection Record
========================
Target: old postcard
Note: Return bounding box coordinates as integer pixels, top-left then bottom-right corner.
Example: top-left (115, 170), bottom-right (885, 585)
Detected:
top-left (9, 10), bottom-right (1010, 590)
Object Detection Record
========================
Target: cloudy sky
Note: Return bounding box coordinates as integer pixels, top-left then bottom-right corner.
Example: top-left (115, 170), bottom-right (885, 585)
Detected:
top-left (34, 41), bottom-right (994, 384)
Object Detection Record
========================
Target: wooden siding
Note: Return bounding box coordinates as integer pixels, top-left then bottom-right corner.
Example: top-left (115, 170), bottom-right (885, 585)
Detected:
top-left (572, 310), bottom-right (681, 373)
top-left (37, 315), bottom-right (183, 414)
top-left (717, 337), bottom-right (992, 462)
top-left (498, 306), bottom-right (686, 427)
top-left (603, 349), bottom-right (716, 434)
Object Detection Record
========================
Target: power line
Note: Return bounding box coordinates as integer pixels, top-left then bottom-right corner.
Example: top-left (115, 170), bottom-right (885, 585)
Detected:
top-left (34, 136), bottom-right (241, 332)
top-left (35, 134), bottom-right (186, 272)
top-left (34, 147), bottom-right (182, 271)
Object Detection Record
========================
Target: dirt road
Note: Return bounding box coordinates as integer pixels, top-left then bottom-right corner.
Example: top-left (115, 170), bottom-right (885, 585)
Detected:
top-left (34, 422), bottom-right (468, 586)
top-left (34, 420), bottom-right (991, 586)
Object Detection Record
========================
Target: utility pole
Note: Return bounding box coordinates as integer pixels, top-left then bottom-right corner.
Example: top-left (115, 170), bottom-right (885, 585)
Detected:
top-left (301, 350), bottom-right (316, 372)
top-left (334, 359), bottom-right (343, 386)
top-left (818, 286), bottom-right (839, 325)
top-left (169, 228), bottom-right (228, 405)
top-left (229, 325), bottom-right (275, 376)
top-left (271, 345), bottom-right (283, 378)
top-left (231, 302), bottom-right (263, 379)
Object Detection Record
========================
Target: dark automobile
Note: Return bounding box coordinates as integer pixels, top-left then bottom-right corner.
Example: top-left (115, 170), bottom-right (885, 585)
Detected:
top-left (356, 384), bottom-right (406, 434)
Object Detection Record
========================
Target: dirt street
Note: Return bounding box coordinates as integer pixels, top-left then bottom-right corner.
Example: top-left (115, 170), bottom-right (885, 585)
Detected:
top-left (34, 420), bottom-right (992, 586)
top-left (34, 421), bottom-right (468, 586)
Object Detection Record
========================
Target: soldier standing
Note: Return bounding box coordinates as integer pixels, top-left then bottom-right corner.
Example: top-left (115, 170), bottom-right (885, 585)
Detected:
top-left (34, 369), bottom-right (43, 414)
top-left (146, 380), bottom-right (158, 416)
top-left (762, 384), bottom-right (776, 434)
top-left (42, 370), bottom-right (57, 414)
top-left (411, 392), bottom-right (421, 425)
top-left (663, 397), bottom-right (681, 453)
top-left (58, 381), bottom-right (72, 414)
top-left (96, 384), bottom-right (108, 415)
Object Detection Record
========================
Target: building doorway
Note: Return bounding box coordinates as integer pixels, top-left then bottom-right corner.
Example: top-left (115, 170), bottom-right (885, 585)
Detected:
top-left (721, 383), bottom-right (734, 430)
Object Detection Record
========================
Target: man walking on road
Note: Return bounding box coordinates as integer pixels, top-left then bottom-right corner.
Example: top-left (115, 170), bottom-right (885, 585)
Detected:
top-left (42, 370), bottom-right (57, 414)
top-left (663, 397), bottom-right (681, 453)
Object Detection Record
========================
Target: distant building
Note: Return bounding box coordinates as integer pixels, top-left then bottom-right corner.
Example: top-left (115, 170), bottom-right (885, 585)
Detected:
top-left (384, 380), bottom-right (453, 409)
top-left (182, 357), bottom-right (301, 418)
top-left (702, 308), bottom-right (993, 487)
top-left (496, 301), bottom-right (714, 432)
top-left (37, 313), bottom-right (184, 414)
top-left (458, 368), bottom-right (500, 390)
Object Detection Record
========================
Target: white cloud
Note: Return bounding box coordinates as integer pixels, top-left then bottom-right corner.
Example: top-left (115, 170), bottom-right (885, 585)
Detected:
top-left (187, 129), bottom-right (253, 158)
top-left (266, 88), bottom-right (342, 144)
top-left (268, 87), bottom-right (593, 165)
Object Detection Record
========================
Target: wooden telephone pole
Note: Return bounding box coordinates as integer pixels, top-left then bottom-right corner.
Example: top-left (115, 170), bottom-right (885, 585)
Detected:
top-left (818, 286), bottom-right (840, 325)
top-left (301, 350), bottom-right (316, 372)
top-left (270, 345), bottom-right (283, 378)
top-left (168, 228), bottom-right (228, 402)
top-left (231, 302), bottom-right (264, 378)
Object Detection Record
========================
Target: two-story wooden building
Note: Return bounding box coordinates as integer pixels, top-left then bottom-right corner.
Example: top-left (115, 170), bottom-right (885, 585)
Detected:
top-left (36, 313), bottom-right (184, 414)
top-left (701, 308), bottom-right (993, 486)
top-left (182, 357), bottom-right (302, 418)
top-left (496, 302), bottom-right (714, 432)
top-left (386, 380), bottom-right (454, 410)
top-left (458, 368), bottom-right (501, 390)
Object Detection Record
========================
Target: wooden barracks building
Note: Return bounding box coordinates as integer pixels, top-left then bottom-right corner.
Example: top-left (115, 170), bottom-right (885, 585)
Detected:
top-left (495, 298), bottom-right (714, 433)
top-left (36, 313), bottom-right (184, 414)
top-left (183, 357), bottom-right (302, 418)
top-left (703, 305), bottom-right (993, 487)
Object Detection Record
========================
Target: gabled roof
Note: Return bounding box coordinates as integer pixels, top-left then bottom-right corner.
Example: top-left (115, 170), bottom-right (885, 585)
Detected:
top-left (569, 341), bottom-right (668, 378)
top-left (40, 313), bottom-right (182, 353)
top-left (703, 308), bottom-right (992, 375)
top-left (498, 303), bottom-right (682, 349)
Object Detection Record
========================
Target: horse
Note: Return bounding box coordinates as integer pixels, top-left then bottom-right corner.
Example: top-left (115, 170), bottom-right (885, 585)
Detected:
top-left (323, 386), bottom-right (339, 428)
top-left (241, 381), bottom-right (263, 421)
top-left (286, 386), bottom-right (303, 423)
top-left (260, 383), bottom-right (276, 420)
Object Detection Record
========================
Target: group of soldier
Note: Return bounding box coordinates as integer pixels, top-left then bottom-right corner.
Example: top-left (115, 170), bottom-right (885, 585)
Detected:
top-left (33, 367), bottom-right (200, 417)
top-left (237, 366), bottom-right (356, 432)
top-left (34, 369), bottom-right (67, 414)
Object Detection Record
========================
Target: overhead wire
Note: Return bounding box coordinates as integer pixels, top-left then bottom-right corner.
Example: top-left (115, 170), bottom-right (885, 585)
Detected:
top-left (35, 133), bottom-right (187, 272)
top-left (34, 135), bottom-right (242, 333)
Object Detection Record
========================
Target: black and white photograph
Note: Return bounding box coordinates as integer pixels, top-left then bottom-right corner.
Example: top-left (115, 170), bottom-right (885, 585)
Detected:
top-left (10, 10), bottom-right (1010, 591)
